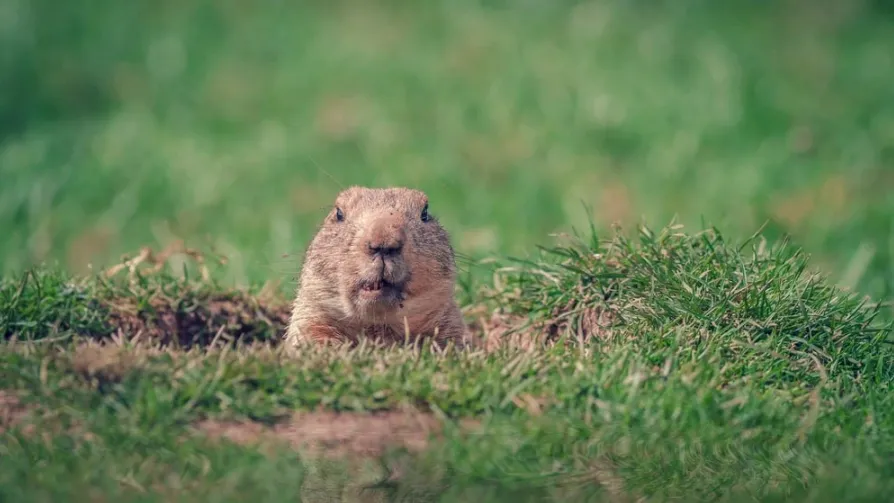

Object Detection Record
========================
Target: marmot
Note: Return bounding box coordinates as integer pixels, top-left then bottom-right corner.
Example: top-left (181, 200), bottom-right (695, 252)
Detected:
top-left (285, 186), bottom-right (467, 349)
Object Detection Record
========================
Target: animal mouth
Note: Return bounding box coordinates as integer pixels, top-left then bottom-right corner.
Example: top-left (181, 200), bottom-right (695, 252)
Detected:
top-left (358, 279), bottom-right (403, 300)
top-left (361, 280), bottom-right (388, 292)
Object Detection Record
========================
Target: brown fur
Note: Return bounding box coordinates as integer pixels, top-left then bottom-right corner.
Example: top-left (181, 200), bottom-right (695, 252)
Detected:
top-left (285, 186), bottom-right (467, 350)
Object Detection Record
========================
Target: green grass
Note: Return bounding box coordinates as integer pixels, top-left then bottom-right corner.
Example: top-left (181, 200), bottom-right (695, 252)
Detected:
top-left (2, 0), bottom-right (893, 303)
top-left (2, 225), bottom-right (893, 501)
top-left (3, 0), bottom-right (894, 500)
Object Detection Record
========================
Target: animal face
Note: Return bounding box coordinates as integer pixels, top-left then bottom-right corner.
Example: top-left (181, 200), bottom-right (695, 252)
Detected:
top-left (321, 187), bottom-right (454, 320)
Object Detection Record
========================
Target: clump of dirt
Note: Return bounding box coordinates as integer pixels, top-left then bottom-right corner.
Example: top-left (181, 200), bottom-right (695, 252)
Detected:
top-left (104, 292), bottom-right (291, 349)
top-left (99, 243), bottom-right (291, 348)
top-left (195, 410), bottom-right (480, 459)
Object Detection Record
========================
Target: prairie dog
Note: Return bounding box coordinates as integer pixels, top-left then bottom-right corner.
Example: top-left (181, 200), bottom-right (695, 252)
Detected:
top-left (285, 186), bottom-right (466, 348)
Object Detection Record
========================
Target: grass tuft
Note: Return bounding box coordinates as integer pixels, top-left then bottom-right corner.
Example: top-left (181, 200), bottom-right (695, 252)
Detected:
top-left (1, 262), bottom-right (290, 347)
top-left (482, 223), bottom-right (892, 386)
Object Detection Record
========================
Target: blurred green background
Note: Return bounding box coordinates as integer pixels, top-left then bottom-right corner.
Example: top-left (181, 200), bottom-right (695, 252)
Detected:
top-left (1, 0), bottom-right (892, 304)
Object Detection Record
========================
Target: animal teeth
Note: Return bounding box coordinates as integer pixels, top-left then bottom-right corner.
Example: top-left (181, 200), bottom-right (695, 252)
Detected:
top-left (363, 281), bottom-right (385, 291)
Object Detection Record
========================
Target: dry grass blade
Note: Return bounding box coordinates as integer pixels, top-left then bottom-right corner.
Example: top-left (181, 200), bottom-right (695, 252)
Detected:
top-left (104, 241), bottom-right (228, 283)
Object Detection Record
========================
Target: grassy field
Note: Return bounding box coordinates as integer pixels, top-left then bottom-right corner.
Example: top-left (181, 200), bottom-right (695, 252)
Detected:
top-left (3, 227), bottom-right (893, 501)
top-left (2, 0), bottom-right (894, 500)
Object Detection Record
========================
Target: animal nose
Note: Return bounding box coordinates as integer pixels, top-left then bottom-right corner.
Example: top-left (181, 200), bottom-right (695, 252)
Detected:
top-left (368, 239), bottom-right (403, 256)
top-left (364, 215), bottom-right (405, 256)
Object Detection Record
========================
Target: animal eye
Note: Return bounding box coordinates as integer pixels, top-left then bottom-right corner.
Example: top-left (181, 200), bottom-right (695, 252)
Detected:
top-left (335, 207), bottom-right (344, 222)
top-left (421, 203), bottom-right (430, 222)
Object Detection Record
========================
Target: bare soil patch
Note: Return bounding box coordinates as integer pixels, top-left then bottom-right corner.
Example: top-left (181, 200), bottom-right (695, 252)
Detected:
top-left (0, 389), bottom-right (97, 443)
top-left (104, 292), bottom-right (290, 348)
top-left (194, 410), bottom-right (480, 459)
top-left (0, 390), bottom-right (30, 434)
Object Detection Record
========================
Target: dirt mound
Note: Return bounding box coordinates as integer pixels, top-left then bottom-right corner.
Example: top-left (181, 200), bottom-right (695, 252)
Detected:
top-left (104, 292), bottom-right (290, 348)
top-left (97, 242), bottom-right (291, 348)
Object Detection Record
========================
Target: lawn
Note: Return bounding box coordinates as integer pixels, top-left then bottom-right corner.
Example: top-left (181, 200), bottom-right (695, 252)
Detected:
top-left (2, 0), bottom-right (894, 501)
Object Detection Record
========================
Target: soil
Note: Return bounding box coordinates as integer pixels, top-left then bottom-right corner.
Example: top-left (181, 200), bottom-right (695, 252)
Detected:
top-left (194, 409), bottom-right (481, 459)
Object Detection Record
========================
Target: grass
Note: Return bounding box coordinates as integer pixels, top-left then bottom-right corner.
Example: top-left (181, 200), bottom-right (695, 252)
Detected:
top-left (2, 224), bottom-right (893, 501)
top-left (2, 0), bottom-right (893, 303)
top-left (3, 0), bottom-right (894, 500)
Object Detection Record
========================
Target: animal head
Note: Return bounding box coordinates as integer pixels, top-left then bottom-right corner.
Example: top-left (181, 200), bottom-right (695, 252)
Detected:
top-left (303, 186), bottom-right (457, 322)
